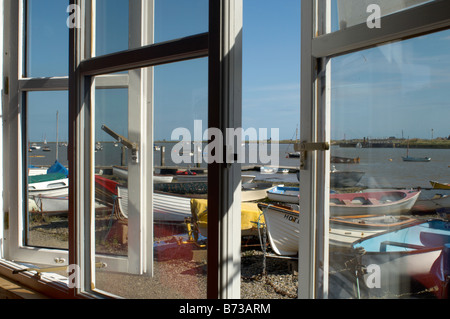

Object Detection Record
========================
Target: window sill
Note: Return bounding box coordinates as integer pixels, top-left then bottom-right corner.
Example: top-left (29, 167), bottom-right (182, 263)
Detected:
top-left (0, 274), bottom-right (49, 299)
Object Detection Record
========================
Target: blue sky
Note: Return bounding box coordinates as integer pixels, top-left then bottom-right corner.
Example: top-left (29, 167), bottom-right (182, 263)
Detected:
top-left (26, 0), bottom-right (450, 143)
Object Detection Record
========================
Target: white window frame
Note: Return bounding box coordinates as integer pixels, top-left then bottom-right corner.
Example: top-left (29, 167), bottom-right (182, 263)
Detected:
top-left (71, 0), bottom-right (243, 298)
top-left (299, 0), bottom-right (450, 299)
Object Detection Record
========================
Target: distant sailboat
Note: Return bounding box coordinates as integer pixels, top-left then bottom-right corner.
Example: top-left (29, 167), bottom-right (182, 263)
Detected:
top-left (402, 138), bottom-right (430, 162)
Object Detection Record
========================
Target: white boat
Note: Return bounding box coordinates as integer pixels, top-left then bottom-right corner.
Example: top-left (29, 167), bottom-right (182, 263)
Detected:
top-left (329, 190), bottom-right (420, 216)
top-left (241, 182), bottom-right (274, 202)
top-left (242, 175), bottom-right (256, 185)
top-left (260, 166), bottom-right (278, 174)
top-left (257, 203), bottom-right (301, 256)
top-left (29, 143), bottom-right (41, 150)
top-left (116, 186), bottom-right (192, 222)
top-left (329, 215), bottom-right (418, 248)
top-left (267, 186), bottom-right (299, 203)
top-left (257, 203), bottom-right (420, 256)
top-left (28, 173), bottom-right (69, 213)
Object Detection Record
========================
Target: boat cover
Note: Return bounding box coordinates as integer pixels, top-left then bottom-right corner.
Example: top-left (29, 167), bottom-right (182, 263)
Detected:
top-left (47, 160), bottom-right (69, 176)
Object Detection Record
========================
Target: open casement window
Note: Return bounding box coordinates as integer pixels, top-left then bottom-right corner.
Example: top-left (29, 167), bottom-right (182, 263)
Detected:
top-left (2, 0), bottom-right (71, 272)
top-left (1, 0), bottom-right (242, 299)
top-left (300, 1), bottom-right (450, 299)
top-left (70, 0), bottom-right (242, 298)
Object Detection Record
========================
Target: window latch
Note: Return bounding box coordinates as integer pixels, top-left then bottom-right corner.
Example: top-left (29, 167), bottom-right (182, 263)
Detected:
top-left (101, 124), bottom-right (139, 163)
top-left (297, 141), bottom-right (330, 170)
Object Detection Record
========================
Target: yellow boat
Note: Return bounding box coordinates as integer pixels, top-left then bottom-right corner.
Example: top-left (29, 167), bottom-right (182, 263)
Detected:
top-left (430, 180), bottom-right (450, 190)
top-left (190, 199), bottom-right (265, 237)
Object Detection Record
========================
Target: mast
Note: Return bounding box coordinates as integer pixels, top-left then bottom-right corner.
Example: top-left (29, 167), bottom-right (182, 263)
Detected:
top-left (56, 111), bottom-right (59, 161)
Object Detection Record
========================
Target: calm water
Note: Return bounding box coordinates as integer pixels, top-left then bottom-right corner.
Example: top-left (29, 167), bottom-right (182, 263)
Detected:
top-left (28, 142), bottom-right (450, 193)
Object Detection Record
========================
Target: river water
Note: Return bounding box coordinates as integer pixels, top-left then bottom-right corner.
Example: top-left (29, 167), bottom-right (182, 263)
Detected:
top-left (28, 142), bottom-right (450, 195)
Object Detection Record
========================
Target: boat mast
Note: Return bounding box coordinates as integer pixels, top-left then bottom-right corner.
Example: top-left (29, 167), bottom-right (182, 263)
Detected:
top-left (56, 111), bottom-right (59, 161)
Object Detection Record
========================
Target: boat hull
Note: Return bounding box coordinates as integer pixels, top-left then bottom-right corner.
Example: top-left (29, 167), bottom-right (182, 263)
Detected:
top-left (402, 156), bottom-right (431, 162)
top-left (430, 180), bottom-right (450, 190)
top-left (258, 203), bottom-right (301, 256)
top-left (267, 186), bottom-right (299, 204)
top-left (352, 220), bottom-right (450, 297)
top-left (329, 190), bottom-right (420, 216)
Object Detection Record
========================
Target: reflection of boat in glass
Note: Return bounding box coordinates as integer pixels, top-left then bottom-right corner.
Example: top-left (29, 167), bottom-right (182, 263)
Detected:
top-left (296, 166), bottom-right (365, 188)
top-left (330, 166), bottom-right (364, 188)
top-left (352, 219), bottom-right (450, 298)
top-left (331, 156), bottom-right (360, 163)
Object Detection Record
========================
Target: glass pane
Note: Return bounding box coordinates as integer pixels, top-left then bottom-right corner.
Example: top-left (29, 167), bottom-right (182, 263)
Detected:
top-left (154, 0), bottom-right (208, 43)
top-left (95, 0), bottom-right (129, 56)
top-left (25, 91), bottom-right (69, 249)
top-left (329, 30), bottom-right (450, 299)
top-left (325, 0), bottom-right (434, 35)
top-left (241, 0), bottom-right (301, 299)
top-left (93, 58), bottom-right (209, 298)
top-left (94, 0), bottom-right (208, 57)
top-left (26, 0), bottom-right (69, 77)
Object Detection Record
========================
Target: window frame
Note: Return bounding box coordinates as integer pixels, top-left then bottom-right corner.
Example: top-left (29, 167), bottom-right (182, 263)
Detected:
top-left (299, 0), bottom-right (450, 299)
top-left (69, 0), bottom-right (243, 298)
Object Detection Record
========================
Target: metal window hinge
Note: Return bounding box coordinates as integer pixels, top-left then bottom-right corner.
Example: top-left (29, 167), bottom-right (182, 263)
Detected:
top-left (297, 141), bottom-right (330, 170)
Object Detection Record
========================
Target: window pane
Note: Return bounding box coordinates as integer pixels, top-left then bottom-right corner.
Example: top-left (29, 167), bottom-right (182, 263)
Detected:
top-left (325, 0), bottom-right (433, 35)
top-left (93, 59), bottom-right (209, 298)
top-left (94, 0), bottom-right (208, 57)
top-left (26, 0), bottom-right (69, 77)
top-left (329, 30), bottom-right (450, 299)
top-left (154, 0), bottom-right (208, 43)
top-left (95, 0), bottom-right (129, 56)
top-left (25, 91), bottom-right (69, 250)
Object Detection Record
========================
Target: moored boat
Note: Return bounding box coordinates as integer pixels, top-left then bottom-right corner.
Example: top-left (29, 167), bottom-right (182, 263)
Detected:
top-left (329, 190), bottom-right (420, 216)
top-left (402, 156), bottom-right (431, 162)
top-left (260, 166), bottom-right (278, 174)
top-left (257, 203), bottom-right (419, 256)
top-left (257, 203), bottom-right (301, 256)
top-left (331, 156), bottom-right (360, 164)
top-left (430, 180), bottom-right (450, 190)
top-left (330, 215), bottom-right (418, 247)
top-left (28, 173), bottom-right (69, 213)
top-left (241, 182), bottom-right (274, 202)
top-left (267, 186), bottom-right (300, 203)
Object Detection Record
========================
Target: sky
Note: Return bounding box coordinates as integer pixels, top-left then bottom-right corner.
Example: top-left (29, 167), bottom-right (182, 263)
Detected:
top-left (26, 0), bottom-right (450, 143)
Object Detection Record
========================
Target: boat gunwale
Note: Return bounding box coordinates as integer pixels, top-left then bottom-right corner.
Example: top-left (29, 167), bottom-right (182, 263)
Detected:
top-left (330, 215), bottom-right (418, 229)
top-left (351, 219), bottom-right (450, 256)
top-left (329, 190), bottom-right (420, 208)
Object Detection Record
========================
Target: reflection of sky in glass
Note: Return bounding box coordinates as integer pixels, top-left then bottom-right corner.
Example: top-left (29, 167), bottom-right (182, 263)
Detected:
top-left (26, 0), bottom-right (69, 77)
top-left (331, 29), bottom-right (450, 140)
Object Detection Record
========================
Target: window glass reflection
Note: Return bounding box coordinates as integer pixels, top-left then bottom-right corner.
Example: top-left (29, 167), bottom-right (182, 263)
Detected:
top-left (329, 30), bottom-right (450, 299)
top-left (26, 0), bottom-right (69, 77)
